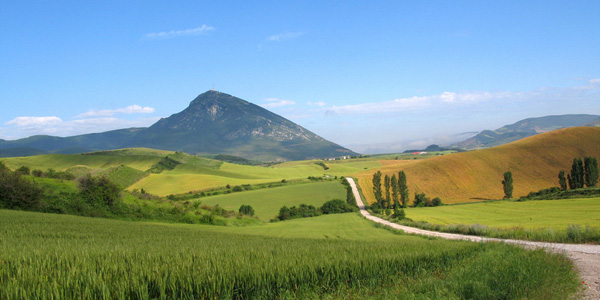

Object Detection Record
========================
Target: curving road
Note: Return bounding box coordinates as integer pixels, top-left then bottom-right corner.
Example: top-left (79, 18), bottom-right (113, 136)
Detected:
top-left (346, 177), bottom-right (600, 298)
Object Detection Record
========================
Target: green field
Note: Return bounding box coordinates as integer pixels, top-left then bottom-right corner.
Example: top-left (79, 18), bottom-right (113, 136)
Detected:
top-left (407, 198), bottom-right (600, 229)
top-left (0, 209), bottom-right (580, 299)
top-left (197, 181), bottom-right (346, 220)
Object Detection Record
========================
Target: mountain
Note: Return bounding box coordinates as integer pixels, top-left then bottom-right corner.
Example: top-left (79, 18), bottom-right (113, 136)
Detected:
top-left (0, 91), bottom-right (356, 161)
top-left (452, 114), bottom-right (600, 150)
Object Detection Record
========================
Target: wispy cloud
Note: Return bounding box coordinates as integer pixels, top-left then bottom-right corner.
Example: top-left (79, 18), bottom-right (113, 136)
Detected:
top-left (268, 31), bottom-right (305, 42)
top-left (324, 79), bottom-right (600, 116)
top-left (307, 101), bottom-right (326, 107)
top-left (262, 98), bottom-right (296, 108)
top-left (6, 116), bottom-right (63, 127)
top-left (77, 105), bottom-right (155, 118)
top-left (145, 25), bottom-right (215, 39)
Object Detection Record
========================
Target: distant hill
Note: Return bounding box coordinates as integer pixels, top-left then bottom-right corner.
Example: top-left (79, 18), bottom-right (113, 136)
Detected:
top-left (357, 127), bottom-right (600, 204)
top-left (452, 114), bottom-right (599, 150)
top-left (0, 91), bottom-right (355, 161)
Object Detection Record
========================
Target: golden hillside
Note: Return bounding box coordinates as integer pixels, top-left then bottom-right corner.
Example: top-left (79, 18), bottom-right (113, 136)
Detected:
top-left (355, 127), bottom-right (600, 204)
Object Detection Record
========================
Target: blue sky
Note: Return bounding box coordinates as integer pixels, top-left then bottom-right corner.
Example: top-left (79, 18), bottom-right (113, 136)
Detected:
top-left (1, 1), bottom-right (599, 153)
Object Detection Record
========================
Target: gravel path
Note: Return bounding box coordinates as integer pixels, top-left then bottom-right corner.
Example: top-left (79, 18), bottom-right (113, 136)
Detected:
top-left (346, 178), bottom-right (600, 299)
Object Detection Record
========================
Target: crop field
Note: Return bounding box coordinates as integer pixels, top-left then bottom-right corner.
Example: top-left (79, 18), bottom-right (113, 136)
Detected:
top-left (356, 127), bottom-right (600, 204)
top-left (406, 198), bottom-right (600, 229)
top-left (197, 181), bottom-right (346, 220)
top-left (0, 209), bottom-right (579, 299)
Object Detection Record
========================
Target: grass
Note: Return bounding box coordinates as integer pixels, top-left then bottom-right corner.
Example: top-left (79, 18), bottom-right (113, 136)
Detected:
top-left (373, 197), bottom-right (600, 243)
top-left (355, 127), bottom-right (600, 204)
top-left (0, 209), bottom-right (581, 299)
top-left (406, 197), bottom-right (600, 229)
top-left (197, 181), bottom-right (346, 220)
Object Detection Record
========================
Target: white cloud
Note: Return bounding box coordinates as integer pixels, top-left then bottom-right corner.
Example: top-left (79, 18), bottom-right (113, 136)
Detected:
top-left (262, 98), bottom-right (296, 108)
top-left (308, 101), bottom-right (326, 107)
top-left (145, 25), bottom-right (214, 39)
top-left (77, 105), bottom-right (155, 118)
top-left (6, 116), bottom-right (62, 127)
top-left (268, 31), bottom-right (305, 42)
top-left (323, 82), bottom-right (599, 116)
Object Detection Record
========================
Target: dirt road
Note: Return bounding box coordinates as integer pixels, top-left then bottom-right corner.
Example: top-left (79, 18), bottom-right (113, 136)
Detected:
top-left (346, 178), bottom-right (600, 299)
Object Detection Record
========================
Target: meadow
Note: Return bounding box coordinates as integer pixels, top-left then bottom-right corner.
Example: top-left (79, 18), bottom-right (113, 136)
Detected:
top-left (406, 198), bottom-right (600, 229)
top-left (0, 209), bottom-right (580, 299)
top-left (197, 180), bottom-right (346, 220)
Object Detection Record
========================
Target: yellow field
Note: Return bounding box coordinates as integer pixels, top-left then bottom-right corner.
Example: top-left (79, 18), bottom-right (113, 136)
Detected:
top-left (355, 127), bottom-right (600, 204)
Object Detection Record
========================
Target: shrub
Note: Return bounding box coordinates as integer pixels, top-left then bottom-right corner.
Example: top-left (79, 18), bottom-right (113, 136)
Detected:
top-left (78, 175), bottom-right (121, 209)
top-left (431, 197), bottom-right (443, 206)
top-left (238, 204), bottom-right (255, 216)
top-left (320, 199), bottom-right (357, 214)
top-left (0, 162), bottom-right (42, 210)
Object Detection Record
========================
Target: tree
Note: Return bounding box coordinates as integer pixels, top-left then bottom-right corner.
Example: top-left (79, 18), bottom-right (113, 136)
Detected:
top-left (502, 171), bottom-right (513, 199)
top-left (78, 175), bottom-right (121, 209)
top-left (391, 174), bottom-right (399, 207)
top-left (558, 170), bottom-right (567, 191)
top-left (238, 204), bottom-right (255, 216)
top-left (0, 162), bottom-right (42, 210)
top-left (413, 193), bottom-right (427, 207)
top-left (569, 158), bottom-right (584, 189)
top-left (372, 171), bottom-right (383, 206)
top-left (398, 171), bottom-right (409, 208)
top-left (320, 199), bottom-right (356, 214)
top-left (584, 157), bottom-right (599, 187)
top-left (384, 174), bottom-right (391, 208)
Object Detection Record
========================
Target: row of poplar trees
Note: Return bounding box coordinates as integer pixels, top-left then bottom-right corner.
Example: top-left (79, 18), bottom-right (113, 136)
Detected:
top-left (372, 170), bottom-right (409, 208)
top-left (558, 157), bottom-right (598, 190)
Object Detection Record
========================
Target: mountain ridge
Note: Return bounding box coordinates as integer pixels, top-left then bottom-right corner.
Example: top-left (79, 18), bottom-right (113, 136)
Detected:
top-left (0, 91), bottom-right (355, 161)
top-left (452, 114), bottom-right (599, 150)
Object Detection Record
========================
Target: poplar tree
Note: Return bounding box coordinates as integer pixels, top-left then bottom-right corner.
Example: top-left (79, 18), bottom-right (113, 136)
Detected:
top-left (384, 175), bottom-right (391, 208)
top-left (391, 174), bottom-right (399, 207)
top-left (398, 171), bottom-right (409, 208)
top-left (372, 171), bottom-right (383, 206)
top-left (569, 158), bottom-right (584, 189)
top-left (502, 171), bottom-right (513, 199)
top-left (558, 170), bottom-right (567, 191)
top-left (584, 157), bottom-right (599, 187)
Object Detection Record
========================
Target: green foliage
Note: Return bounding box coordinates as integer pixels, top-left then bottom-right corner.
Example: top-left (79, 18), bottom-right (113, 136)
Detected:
top-left (558, 170), bottom-right (567, 191)
top-left (398, 171), bottom-right (408, 208)
top-left (276, 204), bottom-right (320, 221)
top-left (238, 204), bottom-right (255, 216)
top-left (383, 174), bottom-right (391, 208)
top-left (342, 178), bottom-right (356, 207)
top-left (431, 197), bottom-right (443, 206)
top-left (390, 174), bottom-right (399, 207)
top-left (502, 171), bottom-right (513, 199)
top-left (315, 161), bottom-right (329, 170)
top-left (0, 162), bottom-right (42, 210)
top-left (584, 156), bottom-right (599, 187)
top-left (147, 156), bottom-right (180, 173)
top-left (413, 192), bottom-right (428, 207)
top-left (372, 171), bottom-right (383, 206)
top-left (320, 199), bottom-right (357, 214)
top-left (393, 206), bottom-right (406, 219)
top-left (78, 174), bottom-right (121, 209)
top-left (568, 158), bottom-right (584, 189)
top-left (16, 166), bottom-right (30, 175)
top-left (520, 186), bottom-right (600, 200)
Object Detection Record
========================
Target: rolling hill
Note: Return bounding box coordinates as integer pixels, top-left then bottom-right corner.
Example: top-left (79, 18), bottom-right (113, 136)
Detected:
top-left (452, 114), bottom-right (599, 150)
top-left (0, 91), bottom-right (355, 161)
top-left (356, 127), bottom-right (600, 204)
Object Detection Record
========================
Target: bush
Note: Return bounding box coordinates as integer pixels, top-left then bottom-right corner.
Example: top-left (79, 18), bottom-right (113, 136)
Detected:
top-left (0, 162), bottom-right (42, 210)
top-left (431, 197), bottom-right (443, 206)
top-left (78, 175), bottom-right (121, 209)
top-left (232, 185), bottom-right (243, 192)
top-left (320, 199), bottom-right (357, 214)
top-left (238, 204), bottom-right (255, 216)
